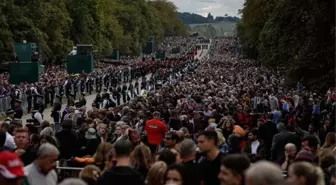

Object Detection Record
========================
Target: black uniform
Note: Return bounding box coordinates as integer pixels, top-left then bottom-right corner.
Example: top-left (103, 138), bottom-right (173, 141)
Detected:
top-left (14, 99), bottom-right (23, 119)
top-left (26, 88), bottom-right (33, 113)
top-left (122, 84), bottom-right (127, 103)
top-left (51, 95), bottom-right (62, 123)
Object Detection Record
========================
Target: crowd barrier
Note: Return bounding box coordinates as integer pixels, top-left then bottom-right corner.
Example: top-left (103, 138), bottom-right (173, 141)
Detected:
top-left (0, 94), bottom-right (29, 115)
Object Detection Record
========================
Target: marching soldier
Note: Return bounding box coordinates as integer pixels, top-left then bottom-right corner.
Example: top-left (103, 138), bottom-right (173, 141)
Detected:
top-left (80, 78), bottom-right (86, 94)
top-left (68, 93), bottom-right (75, 106)
top-left (128, 83), bottom-right (134, 101)
top-left (122, 84), bottom-right (127, 103)
top-left (134, 80), bottom-right (139, 97)
top-left (13, 99), bottom-right (23, 119)
top-left (117, 86), bottom-right (122, 105)
top-left (51, 95), bottom-right (62, 123)
top-left (49, 83), bottom-right (56, 107)
top-left (26, 85), bottom-right (33, 113)
top-left (94, 91), bottom-right (102, 108)
top-left (79, 92), bottom-right (87, 107)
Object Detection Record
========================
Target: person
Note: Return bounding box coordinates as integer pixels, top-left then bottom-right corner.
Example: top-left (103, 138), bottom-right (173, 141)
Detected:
top-left (0, 130), bottom-right (6, 150)
top-left (164, 164), bottom-right (186, 185)
top-left (31, 109), bottom-right (44, 126)
top-left (51, 95), bottom-right (62, 124)
top-left (271, 123), bottom-right (301, 162)
top-left (179, 139), bottom-right (203, 185)
top-left (301, 135), bottom-right (320, 163)
top-left (281, 143), bottom-right (297, 171)
top-left (14, 99), bottom-right (23, 119)
top-left (5, 109), bottom-right (15, 122)
top-left (56, 119), bottom-right (79, 159)
top-left (25, 143), bottom-right (59, 185)
top-left (14, 129), bottom-right (37, 165)
top-left (329, 165), bottom-right (336, 185)
top-left (245, 161), bottom-right (284, 185)
top-left (146, 161), bottom-right (167, 185)
top-left (145, 111), bottom-right (168, 155)
top-left (218, 154), bottom-right (250, 185)
top-left (0, 122), bottom-right (16, 150)
top-left (79, 92), bottom-right (87, 107)
top-left (287, 161), bottom-right (325, 185)
top-left (0, 151), bottom-right (25, 185)
top-left (97, 139), bottom-right (145, 185)
top-left (197, 130), bottom-right (224, 185)
top-left (243, 128), bottom-right (265, 162)
top-left (79, 165), bottom-right (102, 185)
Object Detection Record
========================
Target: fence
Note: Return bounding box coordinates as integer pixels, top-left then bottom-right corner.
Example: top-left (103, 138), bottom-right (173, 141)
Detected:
top-left (0, 94), bottom-right (29, 115)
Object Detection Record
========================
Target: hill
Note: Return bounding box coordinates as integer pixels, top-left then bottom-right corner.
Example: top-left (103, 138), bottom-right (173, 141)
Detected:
top-left (177, 12), bottom-right (240, 25)
top-left (188, 22), bottom-right (236, 37)
top-left (178, 12), bottom-right (239, 37)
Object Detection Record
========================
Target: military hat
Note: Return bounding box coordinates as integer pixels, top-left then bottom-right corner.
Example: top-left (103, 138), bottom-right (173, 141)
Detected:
top-left (75, 101), bottom-right (81, 107)
top-left (15, 99), bottom-right (22, 104)
top-left (5, 109), bottom-right (14, 115)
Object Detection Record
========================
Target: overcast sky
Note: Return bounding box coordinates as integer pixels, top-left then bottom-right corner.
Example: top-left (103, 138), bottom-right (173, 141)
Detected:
top-left (170, 0), bottom-right (244, 17)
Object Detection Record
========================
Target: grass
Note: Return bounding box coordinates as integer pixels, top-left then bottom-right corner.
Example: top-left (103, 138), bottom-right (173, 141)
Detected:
top-left (189, 22), bottom-right (236, 36)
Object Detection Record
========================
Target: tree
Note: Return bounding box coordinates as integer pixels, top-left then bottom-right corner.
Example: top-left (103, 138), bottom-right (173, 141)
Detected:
top-left (238, 0), bottom-right (335, 91)
top-left (0, 0), bottom-right (187, 62)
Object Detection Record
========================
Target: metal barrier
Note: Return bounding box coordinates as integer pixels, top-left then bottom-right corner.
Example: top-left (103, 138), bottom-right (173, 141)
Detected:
top-left (0, 96), bottom-right (11, 115)
top-left (56, 166), bottom-right (83, 182)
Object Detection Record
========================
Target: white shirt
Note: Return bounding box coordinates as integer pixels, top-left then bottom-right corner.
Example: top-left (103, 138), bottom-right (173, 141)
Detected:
top-left (4, 132), bottom-right (16, 150)
top-left (33, 112), bottom-right (43, 125)
top-left (251, 140), bottom-right (260, 155)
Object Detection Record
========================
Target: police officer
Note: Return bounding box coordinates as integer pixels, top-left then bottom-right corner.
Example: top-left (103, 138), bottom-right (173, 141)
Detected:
top-left (79, 92), bottom-right (87, 107)
top-left (13, 99), bottom-right (23, 119)
top-left (5, 109), bottom-right (14, 122)
top-left (51, 95), bottom-right (62, 123)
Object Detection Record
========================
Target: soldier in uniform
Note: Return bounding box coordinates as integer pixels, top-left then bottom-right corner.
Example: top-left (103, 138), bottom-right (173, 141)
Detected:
top-left (128, 83), bottom-right (133, 101)
top-left (73, 78), bottom-right (79, 100)
top-left (68, 93), bottom-right (75, 107)
top-left (80, 78), bottom-right (86, 94)
top-left (26, 85), bottom-right (33, 113)
top-left (51, 95), bottom-right (62, 123)
top-left (79, 92), bottom-right (87, 107)
top-left (117, 86), bottom-right (122, 105)
top-left (122, 84), bottom-right (127, 103)
top-left (4, 109), bottom-right (15, 122)
top-left (14, 99), bottom-right (23, 119)
top-left (94, 91), bottom-right (102, 109)
top-left (49, 83), bottom-right (56, 107)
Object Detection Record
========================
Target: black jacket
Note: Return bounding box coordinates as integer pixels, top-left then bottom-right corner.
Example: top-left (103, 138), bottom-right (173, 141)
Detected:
top-left (97, 166), bottom-right (145, 185)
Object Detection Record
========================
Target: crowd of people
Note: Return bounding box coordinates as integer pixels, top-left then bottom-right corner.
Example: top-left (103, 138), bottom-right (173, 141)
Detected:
top-left (0, 36), bottom-right (335, 185)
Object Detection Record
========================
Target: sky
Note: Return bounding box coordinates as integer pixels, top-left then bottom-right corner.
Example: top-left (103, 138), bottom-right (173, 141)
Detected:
top-left (170, 0), bottom-right (244, 17)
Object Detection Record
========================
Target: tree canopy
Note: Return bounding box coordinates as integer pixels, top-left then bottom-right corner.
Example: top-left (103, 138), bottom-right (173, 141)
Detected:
top-left (237, 0), bottom-right (335, 91)
top-left (0, 0), bottom-right (187, 62)
top-left (178, 12), bottom-right (240, 25)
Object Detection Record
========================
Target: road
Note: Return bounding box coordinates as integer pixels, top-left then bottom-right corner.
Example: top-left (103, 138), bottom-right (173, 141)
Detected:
top-left (21, 74), bottom-right (152, 125)
top-left (22, 46), bottom-right (211, 125)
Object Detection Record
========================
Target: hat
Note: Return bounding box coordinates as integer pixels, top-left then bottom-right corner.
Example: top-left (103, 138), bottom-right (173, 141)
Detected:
top-left (85, 128), bottom-right (97, 139)
top-left (75, 102), bottom-right (81, 107)
top-left (295, 149), bottom-right (315, 162)
top-left (56, 94), bottom-right (62, 99)
top-left (15, 99), bottom-right (22, 104)
top-left (81, 92), bottom-right (86, 96)
top-left (69, 93), bottom-right (74, 97)
top-left (5, 109), bottom-right (14, 115)
top-left (0, 151), bottom-right (25, 179)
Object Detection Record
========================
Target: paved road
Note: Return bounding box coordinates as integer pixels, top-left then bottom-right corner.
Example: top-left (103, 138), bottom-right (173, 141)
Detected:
top-left (22, 46), bottom-right (211, 125)
top-left (21, 74), bottom-right (152, 125)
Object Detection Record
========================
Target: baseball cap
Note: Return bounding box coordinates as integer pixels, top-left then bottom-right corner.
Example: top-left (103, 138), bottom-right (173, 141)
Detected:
top-left (0, 151), bottom-right (24, 179)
